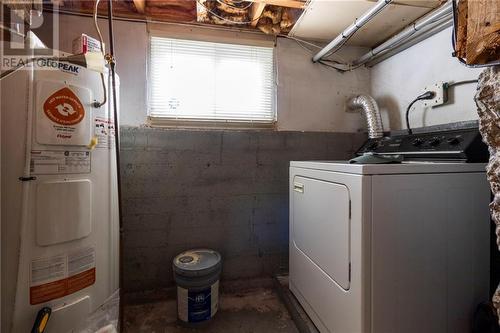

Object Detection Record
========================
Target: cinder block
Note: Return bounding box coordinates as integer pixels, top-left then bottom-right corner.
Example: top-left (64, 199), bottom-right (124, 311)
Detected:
top-left (120, 128), bottom-right (135, 148)
top-left (220, 131), bottom-right (258, 165)
top-left (257, 131), bottom-right (287, 150)
top-left (146, 128), bottom-right (221, 154)
top-left (252, 194), bottom-right (288, 226)
top-left (123, 228), bottom-right (169, 248)
top-left (123, 213), bottom-right (170, 232)
top-left (208, 195), bottom-right (254, 228)
top-left (325, 132), bottom-right (359, 158)
top-left (251, 222), bottom-right (288, 255)
top-left (253, 165), bottom-right (288, 194)
top-left (120, 128), bottom-right (365, 293)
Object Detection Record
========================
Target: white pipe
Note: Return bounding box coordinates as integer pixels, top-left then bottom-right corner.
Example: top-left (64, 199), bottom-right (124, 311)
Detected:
top-left (352, 1), bottom-right (453, 66)
top-left (365, 17), bottom-right (452, 66)
top-left (13, 64), bottom-right (35, 325)
top-left (312, 0), bottom-right (393, 62)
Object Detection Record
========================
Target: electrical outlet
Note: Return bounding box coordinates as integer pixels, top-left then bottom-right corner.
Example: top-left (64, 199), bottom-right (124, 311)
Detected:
top-left (423, 82), bottom-right (448, 108)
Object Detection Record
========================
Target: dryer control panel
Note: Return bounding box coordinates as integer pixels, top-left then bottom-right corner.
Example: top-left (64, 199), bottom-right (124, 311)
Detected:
top-left (356, 128), bottom-right (488, 162)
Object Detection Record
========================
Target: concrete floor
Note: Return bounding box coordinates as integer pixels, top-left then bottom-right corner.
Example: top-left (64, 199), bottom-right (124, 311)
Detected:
top-left (124, 287), bottom-right (299, 333)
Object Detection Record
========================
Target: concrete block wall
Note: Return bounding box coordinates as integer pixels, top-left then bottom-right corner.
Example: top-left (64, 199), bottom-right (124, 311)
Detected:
top-left (120, 127), bottom-right (366, 292)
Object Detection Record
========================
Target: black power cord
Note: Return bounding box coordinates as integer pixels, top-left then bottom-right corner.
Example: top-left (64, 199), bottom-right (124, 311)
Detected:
top-left (405, 91), bottom-right (436, 135)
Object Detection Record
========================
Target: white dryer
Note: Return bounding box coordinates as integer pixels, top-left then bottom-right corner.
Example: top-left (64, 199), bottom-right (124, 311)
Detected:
top-left (289, 129), bottom-right (491, 333)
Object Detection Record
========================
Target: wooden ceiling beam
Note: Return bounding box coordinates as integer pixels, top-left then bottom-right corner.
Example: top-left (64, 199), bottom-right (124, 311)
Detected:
top-left (133, 0), bottom-right (146, 14)
top-left (246, 0), bottom-right (305, 9)
top-left (465, 0), bottom-right (500, 64)
top-left (250, 2), bottom-right (267, 27)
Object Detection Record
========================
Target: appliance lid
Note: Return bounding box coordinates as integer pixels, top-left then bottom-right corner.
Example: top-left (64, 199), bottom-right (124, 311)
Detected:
top-left (289, 161), bottom-right (487, 175)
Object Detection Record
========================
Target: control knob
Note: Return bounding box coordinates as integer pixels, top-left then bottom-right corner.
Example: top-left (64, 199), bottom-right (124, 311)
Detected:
top-left (412, 138), bottom-right (424, 146)
top-left (429, 138), bottom-right (441, 147)
top-left (367, 141), bottom-right (379, 150)
top-left (447, 137), bottom-right (461, 145)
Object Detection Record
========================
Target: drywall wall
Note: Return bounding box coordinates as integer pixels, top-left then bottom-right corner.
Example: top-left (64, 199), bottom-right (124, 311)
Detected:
top-left (35, 12), bottom-right (370, 132)
top-left (276, 38), bottom-right (370, 132)
top-left (371, 27), bottom-right (483, 131)
top-left (120, 127), bottom-right (365, 292)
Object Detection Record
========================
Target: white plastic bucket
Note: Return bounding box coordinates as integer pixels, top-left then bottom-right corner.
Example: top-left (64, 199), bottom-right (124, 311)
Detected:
top-left (173, 249), bottom-right (222, 324)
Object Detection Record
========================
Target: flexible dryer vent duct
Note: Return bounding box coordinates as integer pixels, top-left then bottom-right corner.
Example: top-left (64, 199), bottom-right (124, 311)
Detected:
top-left (347, 95), bottom-right (384, 139)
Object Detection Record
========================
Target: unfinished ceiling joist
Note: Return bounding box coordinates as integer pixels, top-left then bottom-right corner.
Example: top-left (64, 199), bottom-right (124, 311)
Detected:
top-left (250, 2), bottom-right (267, 27)
top-left (132, 0), bottom-right (146, 14)
top-left (47, 0), bottom-right (305, 34)
top-left (246, 0), bottom-right (306, 9)
top-left (454, 0), bottom-right (500, 65)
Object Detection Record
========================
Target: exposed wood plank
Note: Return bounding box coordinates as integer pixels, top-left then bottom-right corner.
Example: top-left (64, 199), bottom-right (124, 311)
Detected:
top-left (146, 0), bottom-right (196, 22)
top-left (146, 7), bottom-right (196, 22)
top-left (250, 2), bottom-right (267, 27)
top-left (246, 0), bottom-right (305, 9)
top-left (52, 0), bottom-right (196, 21)
top-left (147, 0), bottom-right (197, 12)
top-left (49, 0), bottom-right (300, 30)
top-left (466, 0), bottom-right (500, 64)
top-left (58, 0), bottom-right (145, 19)
top-left (455, 0), bottom-right (468, 59)
top-left (133, 0), bottom-right (146, 14)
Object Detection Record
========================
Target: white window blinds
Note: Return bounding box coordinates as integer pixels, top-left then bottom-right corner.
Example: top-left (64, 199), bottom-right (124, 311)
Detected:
top-left (148, 36), bottom-right (275, 124)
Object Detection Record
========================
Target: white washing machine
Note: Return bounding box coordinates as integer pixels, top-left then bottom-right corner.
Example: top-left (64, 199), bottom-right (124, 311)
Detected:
top-left (289, 128), bottom-right (491, 333)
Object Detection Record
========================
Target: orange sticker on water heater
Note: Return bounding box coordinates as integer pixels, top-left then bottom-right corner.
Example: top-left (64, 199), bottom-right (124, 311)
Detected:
top-left (30, 247), bottom-right (96, 305)
top-left (43, 87), bottom-right (85, 126)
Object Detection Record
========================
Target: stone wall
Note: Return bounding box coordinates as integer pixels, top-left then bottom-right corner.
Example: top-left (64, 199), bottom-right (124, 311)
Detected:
top-left (475, 66), bottom-right (500, 315)
top-left (120, 127), bottom-right (365, 292)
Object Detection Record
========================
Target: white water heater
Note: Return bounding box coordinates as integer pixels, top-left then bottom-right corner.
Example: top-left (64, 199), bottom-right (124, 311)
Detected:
top-left (1, 59), bottom-right (119, 332)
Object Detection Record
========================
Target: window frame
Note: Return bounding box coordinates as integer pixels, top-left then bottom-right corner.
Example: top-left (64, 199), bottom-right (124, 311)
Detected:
top-left (147, 28), bottom-right (277, 129)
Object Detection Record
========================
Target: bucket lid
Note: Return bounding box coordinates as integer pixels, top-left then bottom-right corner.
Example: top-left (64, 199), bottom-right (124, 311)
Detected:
top-left (173, 249), bottom-right (222, 278)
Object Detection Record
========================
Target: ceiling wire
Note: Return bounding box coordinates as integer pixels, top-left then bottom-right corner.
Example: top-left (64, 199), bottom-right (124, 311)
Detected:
top-left (196, 0), bottom-right (264, 24)
top-left (220, 0), bottom-right (248, 4)
top-left (216, 0), bottom-right (254, 11)
top-left (277, 35), bottom-right (363, 72)
top-left (280, 35), bottom-right (323, 50)
top-left (278, 35), bottom-right (346, 62)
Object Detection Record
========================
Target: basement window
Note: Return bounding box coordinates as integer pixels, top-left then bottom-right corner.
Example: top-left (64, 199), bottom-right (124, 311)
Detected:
top-left (148, 36), bottom-right (276, 127)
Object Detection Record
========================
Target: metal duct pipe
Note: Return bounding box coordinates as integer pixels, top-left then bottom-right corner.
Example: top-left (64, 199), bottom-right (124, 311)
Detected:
top-left (312, 0), bottom-right (393, 62)
top-left (347, 95), bottom-right (384, 139)
top-left (365, 17), bottom-right (452, 67)
top-left (352, 1), bottom-right (453, 66)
